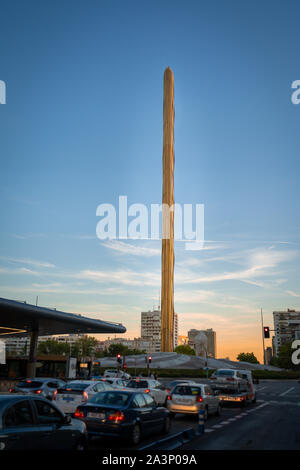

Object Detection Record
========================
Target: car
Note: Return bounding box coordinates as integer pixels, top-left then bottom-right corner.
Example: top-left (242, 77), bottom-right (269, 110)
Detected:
top-left (237, 369), bottom-right (257, 403)
top-left (166, 380), bottom-right (197, 394)
top-left (167, 382), bottom-right (221, 420)
top-left (9, 378), bottom-right (66, 400)
top-left (74, 390), bottom-right (170, 445)
top-left (125, 379), bottom-right (168, 406)
top-left (0, 395), bottom-right (88, 450)
top-left (99, 378), bottom-right (129, 389)
top-left (53, 380), bottom-right (113, 414)
top-left (103, 369), bottom-right (131, 380)
top-left (210, 369), bottom-right (248, 393)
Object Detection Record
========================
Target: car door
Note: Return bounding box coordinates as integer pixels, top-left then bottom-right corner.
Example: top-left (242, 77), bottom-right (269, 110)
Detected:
top-left (149, 381), bottom-right (163, 405)
top-left (143, 393), bottom-right (165, 430)
top-left (1, 399), bottom-right (41, 450)
top-left (131, 393), bottom-right (151, 434)
top-left (204, 385), bottom-right (217, 413)
top-left (32, 399), bottom-right (74, 450)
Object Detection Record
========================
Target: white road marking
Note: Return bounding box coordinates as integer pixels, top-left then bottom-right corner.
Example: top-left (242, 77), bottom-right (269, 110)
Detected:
top-left (212, 424), bottom-right (224, 429)
top-left (279, 387), bottom-right (295, 397)
top-left (204, 428), bottom-right (214, 433)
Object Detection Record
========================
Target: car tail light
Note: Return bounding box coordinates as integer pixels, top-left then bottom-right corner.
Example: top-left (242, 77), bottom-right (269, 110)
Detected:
top-left (165, 388), bottom-right (171, 394)
top-left (196, 395), bottom-right (203, 403)
top-left (74, 409), bottom-right (84, 418)
top-left (167, 395), bottom-right (172, 401)
top-left (53, 390), bottom-right (57, 400)
top-left (82, 391), bottom-right (88, 402)
top-left (226, 377), bottom-right (235, 381)
top-left (9, 388), bottom-right (15, 393)
top-left (145, 389), bottom-right (150, 393)
top-left (35, 390), bottom-right (42, 394)
top-left (108, 411), bottom-right (125, 422)
top-left (26, 380), bottom-right (32, 383)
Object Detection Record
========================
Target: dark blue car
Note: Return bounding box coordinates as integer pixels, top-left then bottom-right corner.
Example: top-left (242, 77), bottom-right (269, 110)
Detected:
top-left (74, 390), bottom-right (171, 445)
top-left (0, 395), bottom-right (88, 450)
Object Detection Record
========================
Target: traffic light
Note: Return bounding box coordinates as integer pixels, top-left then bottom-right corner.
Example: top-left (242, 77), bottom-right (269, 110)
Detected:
top-left (148, 356), bottom-right (152, 364)
top-left (117, 354), bottom-right (122, 364)
top-left (264, 327), bottom-right (270, 338)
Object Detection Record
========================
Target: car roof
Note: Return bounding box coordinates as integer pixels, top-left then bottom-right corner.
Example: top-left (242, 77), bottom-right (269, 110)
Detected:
top-left (0, 394), bottom-right (49, 409)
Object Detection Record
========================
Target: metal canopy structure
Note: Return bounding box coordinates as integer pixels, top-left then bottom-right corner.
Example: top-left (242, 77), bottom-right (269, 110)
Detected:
top-left (0, 297), bottom-right (126, 337)
top-left (0, 297), bottom-right (126, 377)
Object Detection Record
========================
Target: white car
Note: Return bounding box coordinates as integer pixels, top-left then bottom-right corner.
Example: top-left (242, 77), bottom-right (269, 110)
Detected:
top-left (237, 369), bottom-right (257, 402)
top-left (53, 380), bottom-right (113, 414)
top-left (103, 369), bottom-right (131, 380)
top-left (210, 369), bottom-right (248, 393)
top-left (125, 378), bottom-right (168, 406)
top-left (99, 377), bottom-right (129, 389)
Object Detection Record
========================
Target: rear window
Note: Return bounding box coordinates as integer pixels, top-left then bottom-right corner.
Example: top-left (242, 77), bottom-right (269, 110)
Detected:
top-left (16, 381), bottom-right (43, 389)
top-left (127, 380), bottom-right (149, 389)
top-left (214, 370), bottom-right (234, 376)
top-left (89, 392), bottom-right (130, 406)
top-left (173, 386), bottom-right (201, 396)
top-left (60, 382), bottom-right (90, 391)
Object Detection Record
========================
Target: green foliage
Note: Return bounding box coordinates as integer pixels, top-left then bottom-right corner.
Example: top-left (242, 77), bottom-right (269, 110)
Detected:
top-left (103, 344), bottom-right (146, 357)
top-left (174, 345), bottom-right (196, 356)
top-left (270, 342), bottom-right (300, 370)
top-left (37, 336), bottom-right (98, 358)
top-left (237, 352), bottom-right (259, 364)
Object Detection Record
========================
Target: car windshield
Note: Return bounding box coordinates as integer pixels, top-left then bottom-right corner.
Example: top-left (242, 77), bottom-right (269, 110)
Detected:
top-left (214, 370), bottom-right (234, 376)
top-left (89, 392), bottom-right (130, 406)
top-left (16, 380), bottom-right (43, 389)
top-left (126, 380), bottom-right (149, 388)
top-left (173, 385), bottom-right (201, 395)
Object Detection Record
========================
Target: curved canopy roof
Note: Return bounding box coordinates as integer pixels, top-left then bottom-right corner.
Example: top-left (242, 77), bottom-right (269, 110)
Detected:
top-left (0, 297), bottom-right (126, 337)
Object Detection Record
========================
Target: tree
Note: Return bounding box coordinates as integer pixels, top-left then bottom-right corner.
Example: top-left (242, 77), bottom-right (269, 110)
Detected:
top-left (237, 352), bottom-right (259, 364)
top-left (175, 345), bottom-right (196, 356)
top-left (38, 339), bottom-right (69, 355)
top-left (71, 336), bottom-right (98, 358)
top-left (272, 342), bottom-right (300, 370)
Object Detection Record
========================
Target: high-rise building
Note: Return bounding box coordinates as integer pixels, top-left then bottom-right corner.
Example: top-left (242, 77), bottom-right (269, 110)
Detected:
top-left (141, 309), bottom-right (178, 353)
top-left (273, 309), bottom-right (300, 355)
top-left (187, 328), bottom-right (217, 358)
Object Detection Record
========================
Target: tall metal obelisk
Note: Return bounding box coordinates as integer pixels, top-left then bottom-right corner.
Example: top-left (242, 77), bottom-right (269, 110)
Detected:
top-left (161, 67), bottom-right (175, 352)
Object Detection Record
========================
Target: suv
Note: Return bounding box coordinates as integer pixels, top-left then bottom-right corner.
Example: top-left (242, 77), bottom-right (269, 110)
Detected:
top-left (10, 378), bottom-right (66, 400)
top-left (210, 369), bottom-right (248, 393)
top-left (54, 380), bottom-right (113, 414)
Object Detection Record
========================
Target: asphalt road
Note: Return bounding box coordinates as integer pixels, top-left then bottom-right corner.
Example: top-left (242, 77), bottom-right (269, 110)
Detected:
top-left (179, 379), bottom-right (300, 450)
top-left (88, 379), bottom-right (300, 451)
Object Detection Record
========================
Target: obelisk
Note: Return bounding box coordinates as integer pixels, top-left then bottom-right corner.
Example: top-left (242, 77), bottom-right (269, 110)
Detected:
top-left (161, 67), bottom-right (175, 352)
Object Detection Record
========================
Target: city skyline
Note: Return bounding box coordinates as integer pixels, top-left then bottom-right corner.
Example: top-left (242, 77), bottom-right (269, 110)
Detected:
top-left (1, 1), bottom-right (300, 363)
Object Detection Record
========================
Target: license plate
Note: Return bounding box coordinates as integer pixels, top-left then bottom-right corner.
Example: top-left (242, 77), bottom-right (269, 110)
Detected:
top-left (63, 396), bottom-right (74, 401)
top-left (177, 398), bottom-right (192, 404)
top-left (87, 412), bottom-right (106, 420)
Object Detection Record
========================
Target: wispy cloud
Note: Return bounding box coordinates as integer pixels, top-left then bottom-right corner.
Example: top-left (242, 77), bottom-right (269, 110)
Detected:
top-left (0, 256), bottom-right (55, 268)
top-left (102, 240), bottom-right (160, 257)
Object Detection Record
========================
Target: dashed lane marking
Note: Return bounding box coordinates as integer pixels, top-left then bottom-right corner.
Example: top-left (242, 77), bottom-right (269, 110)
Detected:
top-left (279, 387), bottom-right (295, 397)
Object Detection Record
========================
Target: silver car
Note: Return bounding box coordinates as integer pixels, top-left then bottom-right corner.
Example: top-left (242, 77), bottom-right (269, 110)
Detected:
top-left (210, 369), bottom-right (248, 393)
top-left (167, 383), bottom-right (221, 420)
top-left (10, 378), bottom-right (66, 400)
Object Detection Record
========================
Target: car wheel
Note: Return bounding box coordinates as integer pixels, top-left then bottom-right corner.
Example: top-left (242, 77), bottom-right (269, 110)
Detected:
top-left (74, 438), bottom-right (87, 451)
top-left (215, 404), bottom-right (221, 416)
top-left (130, 423), bottom-right (141, 445)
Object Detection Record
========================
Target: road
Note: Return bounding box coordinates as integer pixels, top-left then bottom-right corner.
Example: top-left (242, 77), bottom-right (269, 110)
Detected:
top-left (179, 380), bottom-right (300, 450)
top-left (89, 379), bottom-right (300, 451)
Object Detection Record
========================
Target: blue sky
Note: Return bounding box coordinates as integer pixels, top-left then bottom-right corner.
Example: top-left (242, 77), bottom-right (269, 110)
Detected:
top-left (0, 0), bottom-right (300, 360)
